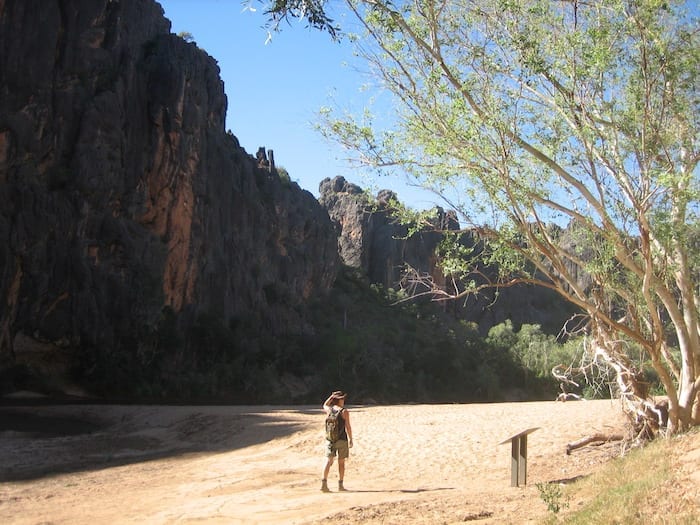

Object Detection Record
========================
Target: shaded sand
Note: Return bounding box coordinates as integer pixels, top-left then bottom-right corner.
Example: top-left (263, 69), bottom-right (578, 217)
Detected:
top-left (0, 400), bottom-right (632, 523)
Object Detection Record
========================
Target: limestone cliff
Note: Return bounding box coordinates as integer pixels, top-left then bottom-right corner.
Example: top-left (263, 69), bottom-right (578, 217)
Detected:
top-left (319, 176), bottom-right (459, 289)
top-left (0, 0), bottom-right (339, 396)
top-left (0, 0), bottom-right (580, 402)
top-left (319, 176), bottom-right (577, 335)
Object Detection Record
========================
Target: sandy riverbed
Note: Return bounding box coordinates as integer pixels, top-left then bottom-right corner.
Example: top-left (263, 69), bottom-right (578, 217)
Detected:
top-left (0, 399), bottom-right (631, 524)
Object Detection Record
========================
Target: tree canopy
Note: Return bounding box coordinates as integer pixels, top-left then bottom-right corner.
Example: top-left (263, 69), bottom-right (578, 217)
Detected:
top-left (267, 0), bottom-right (699, 435)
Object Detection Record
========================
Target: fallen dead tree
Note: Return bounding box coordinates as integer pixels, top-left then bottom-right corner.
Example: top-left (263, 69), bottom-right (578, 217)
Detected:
top-left (566, 433), bottom-right (624, 455)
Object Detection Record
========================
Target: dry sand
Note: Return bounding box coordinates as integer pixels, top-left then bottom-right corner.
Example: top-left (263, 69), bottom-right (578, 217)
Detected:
top-left (0, 399), bottom-right (631, 524)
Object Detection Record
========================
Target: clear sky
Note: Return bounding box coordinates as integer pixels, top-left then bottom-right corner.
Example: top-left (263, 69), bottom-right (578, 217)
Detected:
top-left (157, 0), bottom-right (439, 210)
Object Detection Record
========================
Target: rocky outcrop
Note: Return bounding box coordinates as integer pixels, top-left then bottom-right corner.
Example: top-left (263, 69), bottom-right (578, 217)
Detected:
top-left (319, 176), bottom-right (458, 289)
top-left (319, 176), bottom-right (577, 334)
top-left (0, 0), bottom-right (339, 395)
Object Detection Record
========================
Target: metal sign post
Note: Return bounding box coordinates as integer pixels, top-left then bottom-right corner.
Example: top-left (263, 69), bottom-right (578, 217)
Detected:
top-left (498, 427), bottom-right (540, 487)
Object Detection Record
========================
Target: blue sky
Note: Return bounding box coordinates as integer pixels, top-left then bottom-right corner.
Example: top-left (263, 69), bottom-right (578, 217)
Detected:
top-left (157, 0), bottom-right (438, 209)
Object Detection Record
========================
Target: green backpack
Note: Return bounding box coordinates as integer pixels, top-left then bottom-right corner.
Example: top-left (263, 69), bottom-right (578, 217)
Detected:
top-left (325, 407), bottom-right (344, 442)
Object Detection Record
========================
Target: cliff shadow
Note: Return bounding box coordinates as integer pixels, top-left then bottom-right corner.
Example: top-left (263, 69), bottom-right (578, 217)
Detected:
top-left (0, 404), bottom-right (320, 482)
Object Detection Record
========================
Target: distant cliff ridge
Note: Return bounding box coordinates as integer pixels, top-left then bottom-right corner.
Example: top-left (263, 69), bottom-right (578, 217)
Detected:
top-left (318, 176), bottom-right (576, 334)
top-left (0, 0), bottom-right (339, 395)
top-left (319, 176), bottom-right (459, 290)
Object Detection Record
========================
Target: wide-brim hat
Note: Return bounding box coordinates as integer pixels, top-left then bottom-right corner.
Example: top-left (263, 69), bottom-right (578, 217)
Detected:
top-left (332, 390), bottom-right (347, 399)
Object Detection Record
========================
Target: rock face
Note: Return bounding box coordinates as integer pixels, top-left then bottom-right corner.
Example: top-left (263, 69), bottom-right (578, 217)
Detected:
top-left (319, 176), bottom-right (576, 334)
top-left (0, 0), bottom-right (578, 401)
top-left (319, 176), bottom-right (458, 289)
top-left (0, 0), bottom-right (339, 393)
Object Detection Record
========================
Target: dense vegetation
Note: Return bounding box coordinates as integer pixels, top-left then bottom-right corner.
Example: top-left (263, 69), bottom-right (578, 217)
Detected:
top-left (17, 266), bottom-right (649, 405)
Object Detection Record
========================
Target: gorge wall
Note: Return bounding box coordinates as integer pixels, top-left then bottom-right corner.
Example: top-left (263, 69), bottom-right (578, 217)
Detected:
top-left (0, 0), bottom-right (576, 401)
top-left (0, 0), bottom-right (339, 396)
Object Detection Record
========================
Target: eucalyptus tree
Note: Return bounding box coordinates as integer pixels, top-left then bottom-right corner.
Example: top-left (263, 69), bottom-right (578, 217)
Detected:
top-left (268, 0), bottom-right (700, 435)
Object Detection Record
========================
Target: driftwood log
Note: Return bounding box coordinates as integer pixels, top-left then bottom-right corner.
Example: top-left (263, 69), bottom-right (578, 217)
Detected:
top-left (566, 433), bottom-right (624, 455)
top-left (556, 392), bottom-right (583, 401)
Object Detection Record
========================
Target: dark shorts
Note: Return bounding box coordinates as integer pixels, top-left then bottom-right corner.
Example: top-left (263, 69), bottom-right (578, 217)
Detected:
top-left (325, 439), bottom-right (349, 459)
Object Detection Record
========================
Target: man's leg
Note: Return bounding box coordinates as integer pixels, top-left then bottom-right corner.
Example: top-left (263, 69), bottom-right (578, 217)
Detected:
top-left (337, 458), bottom-right (346, 491)
top-left (321, 456), bottom-right (333, 492)
top-left (323, 456), bottom-right (334, 479)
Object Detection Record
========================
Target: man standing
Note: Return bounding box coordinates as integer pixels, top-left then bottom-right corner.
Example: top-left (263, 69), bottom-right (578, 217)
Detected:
top-left (321, 390), bottom-right (353, 492)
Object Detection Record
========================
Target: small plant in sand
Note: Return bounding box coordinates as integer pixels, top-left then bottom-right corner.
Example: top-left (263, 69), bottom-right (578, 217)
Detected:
top-left (536, 482), bottom-right (570, 515)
